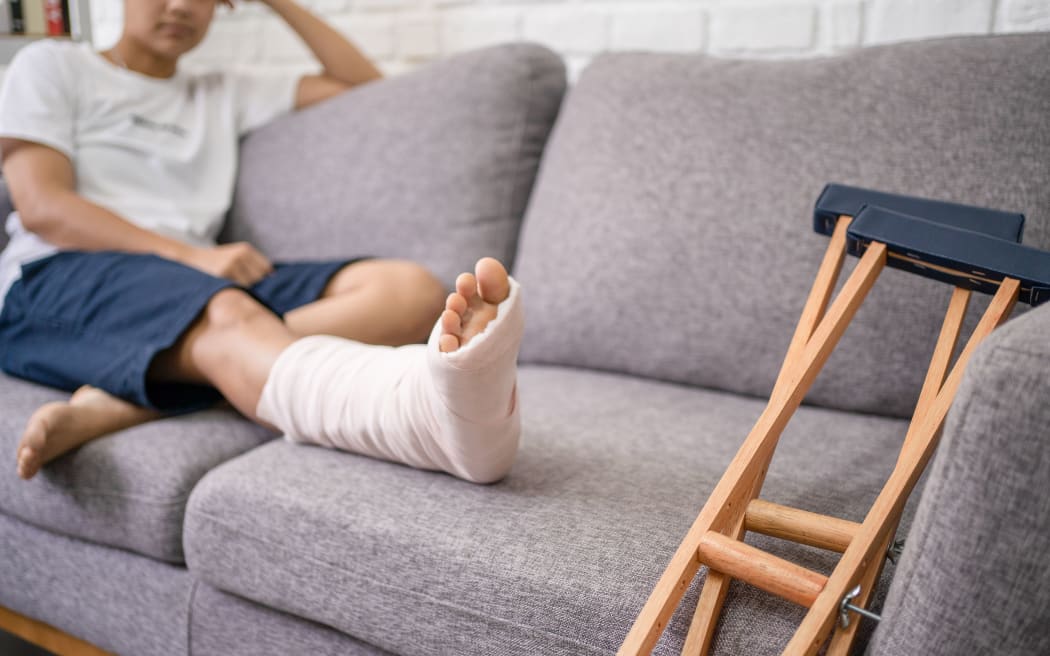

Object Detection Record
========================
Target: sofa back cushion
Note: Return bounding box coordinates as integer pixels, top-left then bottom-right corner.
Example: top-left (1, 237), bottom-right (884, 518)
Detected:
top-left (225, 43), bottom-right (565, 289)
top-left (514, 33), bottom-right (1050, 418)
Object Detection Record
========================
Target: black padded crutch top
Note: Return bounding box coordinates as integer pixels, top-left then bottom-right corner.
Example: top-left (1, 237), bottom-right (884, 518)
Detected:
top-left (814, 184), bottom-right (1050, 306)
top-left (813, 183), bottom-right (1025, 241)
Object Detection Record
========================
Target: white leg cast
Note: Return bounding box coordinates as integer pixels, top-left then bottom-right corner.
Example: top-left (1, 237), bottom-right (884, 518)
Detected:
top-left (255, 279), bottom-right (523, 484)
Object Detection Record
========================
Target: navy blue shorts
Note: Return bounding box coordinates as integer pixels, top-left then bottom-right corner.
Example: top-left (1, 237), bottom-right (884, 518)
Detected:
top-left (0, 251), bottom-right (363, 414)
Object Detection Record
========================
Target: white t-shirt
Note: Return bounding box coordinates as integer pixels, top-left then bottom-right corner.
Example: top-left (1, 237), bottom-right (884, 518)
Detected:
top-left (0, 40), bottom-right (301, 309)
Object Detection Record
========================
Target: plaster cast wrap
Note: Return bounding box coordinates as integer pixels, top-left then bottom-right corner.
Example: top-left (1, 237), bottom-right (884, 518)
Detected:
top-left (255, 280), bottom-right (522, 483)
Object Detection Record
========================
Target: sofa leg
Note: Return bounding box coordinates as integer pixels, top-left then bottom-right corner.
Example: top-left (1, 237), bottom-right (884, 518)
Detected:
top-left (0, 605), bottom-right (112, 656)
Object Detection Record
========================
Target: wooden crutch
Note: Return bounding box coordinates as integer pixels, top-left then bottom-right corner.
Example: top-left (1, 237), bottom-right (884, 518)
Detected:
top-left (620, 184), bottom-right (1050, 656)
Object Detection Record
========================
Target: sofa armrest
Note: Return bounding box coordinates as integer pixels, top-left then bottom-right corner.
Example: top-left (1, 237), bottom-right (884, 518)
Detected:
top-left (871, 303), bottom-right (1050, 655)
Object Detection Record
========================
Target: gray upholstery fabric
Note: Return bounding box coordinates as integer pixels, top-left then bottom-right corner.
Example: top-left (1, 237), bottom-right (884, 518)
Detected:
top-left (0, 510), bottom-right (191, 656)
top-left (186, 365), bottom-right (919, 655)
top-left (0, 374), bottom-right (274, 562)
top-left (514, 33), bottom-right (1050, 418)
top-left (871, 304), bottom-right (1050, 656)
top-left (225, 43), bottom-right (566, 289)
top-left (191, 584), bottom-right (393, 655)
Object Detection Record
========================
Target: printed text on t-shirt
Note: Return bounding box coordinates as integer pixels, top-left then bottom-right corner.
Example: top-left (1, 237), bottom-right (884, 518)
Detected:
top-left (131, 114), bottom-right (187, 138)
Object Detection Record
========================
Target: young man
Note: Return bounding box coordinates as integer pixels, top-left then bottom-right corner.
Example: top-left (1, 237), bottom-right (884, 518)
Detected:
top-left (0, 0), bottom-right (524, 484)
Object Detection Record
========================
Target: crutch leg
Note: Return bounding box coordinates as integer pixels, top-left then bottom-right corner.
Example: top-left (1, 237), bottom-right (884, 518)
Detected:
top-left (620, 227), bottom-right (887, 656)
top-left (825, 285), bottom-right (971, 655)
top-left (784, 279), bottom-right (1019, 655)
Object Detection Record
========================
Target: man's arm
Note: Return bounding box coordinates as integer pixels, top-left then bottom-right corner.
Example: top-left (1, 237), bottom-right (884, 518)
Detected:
top-left (0, 138), bottom-right (273, 286)
top-left (254, 0), bottom-right (383, 109)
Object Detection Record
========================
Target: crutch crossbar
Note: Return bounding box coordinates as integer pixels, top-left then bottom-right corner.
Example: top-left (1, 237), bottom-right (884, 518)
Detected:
top-left (695, 531), bottom-right (828, 608)
top-left (744, 499), bottom-right (860, 554)
top-left (622, 186), bottom-right (1039, 656)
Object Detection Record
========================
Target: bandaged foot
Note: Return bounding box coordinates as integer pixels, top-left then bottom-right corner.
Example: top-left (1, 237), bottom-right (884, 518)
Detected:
top-left (255, 258), bottom-right (523, 483)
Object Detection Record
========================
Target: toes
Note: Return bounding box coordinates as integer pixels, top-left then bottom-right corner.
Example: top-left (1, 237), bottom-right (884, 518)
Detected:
top-left (17, 446), bottom-right (39, 480)
top-left (474, 257), bottom-right (510, 304)
top-left (441, 258), bottom-right (509, 353)
top-left (20, 414), bottom-right (49, 453)
top-left (440, 309), bottom-right (462, 337)
top-left (15, 404), bottom-right (59, 480)
top-left (439, 334), bottom-right (460, 353)
top-left (17, 424), bottom-right (44, 479)
top-left (445, 292), bottom-right (467, 315)
top-left (455, 273), bottom-right (478, 301)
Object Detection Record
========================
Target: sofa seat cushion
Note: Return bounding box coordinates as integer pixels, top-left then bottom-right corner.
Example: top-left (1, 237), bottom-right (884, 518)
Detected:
top-left (185, 366), bottom-right (918, 655)
top-left (0, 374), bottom-right (273, 562)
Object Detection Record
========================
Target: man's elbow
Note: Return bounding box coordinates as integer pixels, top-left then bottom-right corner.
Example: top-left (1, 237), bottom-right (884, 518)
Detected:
top-left (15, 192), bottom-right (65, 239)
top-left (1, 139), bottom-right (77, 238)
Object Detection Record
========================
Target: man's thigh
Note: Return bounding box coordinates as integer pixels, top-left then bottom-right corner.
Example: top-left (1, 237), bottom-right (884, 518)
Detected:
top-left (0, 251), bottom-right (235, 412)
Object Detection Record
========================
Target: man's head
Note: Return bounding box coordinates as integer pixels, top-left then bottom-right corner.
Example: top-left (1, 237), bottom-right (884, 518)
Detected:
top-left (121, 0), bottom-right (225, 62)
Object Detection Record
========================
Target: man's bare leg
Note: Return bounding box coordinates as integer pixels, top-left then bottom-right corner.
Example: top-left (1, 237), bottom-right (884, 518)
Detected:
top-left (14, 287), bottom-right (298, 480)
top-left (284, 259), bottom-right (445, 344)
top-left (12, 260), bottom-right (487, 480)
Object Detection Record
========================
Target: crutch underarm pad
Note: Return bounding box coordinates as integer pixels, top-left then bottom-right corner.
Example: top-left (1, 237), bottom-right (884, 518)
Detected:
top-left (847, 206), bottom-right (1050, 306)
top-left (813, 183), bottom-right (1025, 242)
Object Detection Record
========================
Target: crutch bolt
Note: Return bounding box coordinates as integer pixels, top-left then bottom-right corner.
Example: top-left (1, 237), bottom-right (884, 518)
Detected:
top-left (839, 585), bottom-right (883, 629)
top-left (886, 538), bottom-right (906, 564)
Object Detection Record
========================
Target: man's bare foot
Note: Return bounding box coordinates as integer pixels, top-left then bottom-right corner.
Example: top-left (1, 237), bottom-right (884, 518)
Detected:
top-left (15, 386), bottom-right (161, 480)
top-left (439, 257), bottom-right (512, 353)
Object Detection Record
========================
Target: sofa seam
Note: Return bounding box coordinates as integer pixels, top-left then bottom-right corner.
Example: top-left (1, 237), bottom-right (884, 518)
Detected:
top-left (987, 343), bottom-right (1050, 361)
top-left (45, 489), bottom-right (192, 505)
top-left (188, 508), bottom-right (607, 655)
top-left (185, 577), bottom-right (200, 656)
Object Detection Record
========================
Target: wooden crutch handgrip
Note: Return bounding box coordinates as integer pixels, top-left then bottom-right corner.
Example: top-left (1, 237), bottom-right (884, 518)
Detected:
top-left (696, 532), bottom-right (828, 608)
top-left (744, 500), bottom-right (859, 553)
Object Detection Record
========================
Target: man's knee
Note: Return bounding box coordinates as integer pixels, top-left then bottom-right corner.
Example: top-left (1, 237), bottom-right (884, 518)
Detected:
top-left (397, 261), bottom-right (445, 312)
top-left (395, 262), bottom-right (445, 333)
top-left (203, 288), bottom-right (271, 331)
top-left (336, 260), bottom-right (444, 312)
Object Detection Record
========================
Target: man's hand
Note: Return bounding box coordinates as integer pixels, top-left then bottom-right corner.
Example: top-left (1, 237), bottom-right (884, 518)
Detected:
top-left (238, 0), bottom-right (382, 109)
top-left (177, 242), bottom-right (274, 287)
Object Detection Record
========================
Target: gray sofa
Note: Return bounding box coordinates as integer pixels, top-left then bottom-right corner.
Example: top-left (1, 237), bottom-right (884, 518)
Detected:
top-left (1, 33), bottom-right (1048, 656)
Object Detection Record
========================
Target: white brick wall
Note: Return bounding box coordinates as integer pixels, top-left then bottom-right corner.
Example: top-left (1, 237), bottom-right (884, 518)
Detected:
top-left (866, 0), bottom-right (997, 45)
top-left (712, 4), bottom-right (818, 54)
top-left (71, 0), bottom-right (1050, 81)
